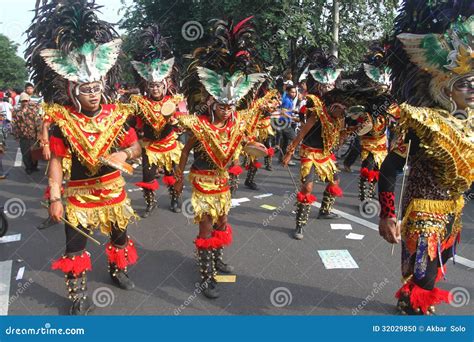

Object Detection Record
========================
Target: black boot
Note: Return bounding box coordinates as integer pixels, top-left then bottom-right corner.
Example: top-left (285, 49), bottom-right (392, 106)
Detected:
top-left (66, 272), bottom-right (94, 316)
top-left (264, 156), bottom-right (273, 171)
top-left (367, 181), bottom-right (377, 199)
top-left (169, 186), bottom-right (182, 213)
top-left (37, 216), bottom-right (57, 230)
top-left (213, 247), bottom-right (234, 274)
top-left (197, 249), bottom-right (220, 299)
top-left (244, 165), bottom-right (259, 190)
top-left (359, 176), bottom-right (368, 202)
top-left (318, 191), bottom-right (340, 219)
top-left (396, 294), bottom-right (434, 315)
top-left (229, 173), bottom-right (239, 195)
top-left (142, 189), bottom-right (157, 218)
top-left (109, 263), bottom-right (135, 290)
top-left (294, 202), bottom-right (311, 240)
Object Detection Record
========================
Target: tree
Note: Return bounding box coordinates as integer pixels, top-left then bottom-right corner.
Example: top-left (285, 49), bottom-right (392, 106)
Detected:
top-left (119, 0), bottom-right (399, 81)
top-left (0, 34), bottom-right (28, 90)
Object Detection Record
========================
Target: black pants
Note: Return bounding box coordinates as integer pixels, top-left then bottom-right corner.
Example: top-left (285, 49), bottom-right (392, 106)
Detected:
top-left (19, 138), bottom-right (37, 171)
top-left (142, 148), bottom-right (157, 183)
top-left (361, 152), bottom-right (376, 171)
top-left (344, 136), bottom-right (361, 167)
top-left (65, 219), bottom-right (128, 254)
top-left (279, 126), bottom-right (296, 159)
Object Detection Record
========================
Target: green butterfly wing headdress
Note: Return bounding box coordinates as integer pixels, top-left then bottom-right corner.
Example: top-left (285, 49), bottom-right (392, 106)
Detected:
top-left (308, 67), bottom-right (343, 85)
top-left (197, 66), bottom-right (266, 105)
top-left (40, 39), bottom-right (122, 84)
top-left (299, 49), bottom-right (342, 90)
top-left (131, 57), bottom-right (175, 83)
top-left (397, 15), bottom-right (473, 78)
top-left (363, 64), bottom-right (392, 86)
top-left (396, 14), bottom-right (473, 110)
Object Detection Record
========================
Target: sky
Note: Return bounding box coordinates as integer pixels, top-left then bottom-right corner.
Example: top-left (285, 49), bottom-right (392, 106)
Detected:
top-left (0, 0), bottom-right (132, 57)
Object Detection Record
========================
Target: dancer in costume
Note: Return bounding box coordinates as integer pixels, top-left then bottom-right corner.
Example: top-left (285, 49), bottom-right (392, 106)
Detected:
top-left (282, 49), bottom-right (345, 240)
top-left (243, 85), bottom-right (280, 190)
top-left (176, 16), bottom-right (265, 298)
top-left (26, 0), bottom-right (141, 315)
top-left (128, 25), bottom-right (184, 217)
top-left (378, 0), bottom-right (473, 315)
top-left (350, 45), bottom-right (397, 203)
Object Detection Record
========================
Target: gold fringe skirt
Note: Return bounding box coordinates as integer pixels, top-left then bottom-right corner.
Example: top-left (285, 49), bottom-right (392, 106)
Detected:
top-left (402, 196), bottom-right (464, 261)
top-left (64, 171), bottom-right (137, 234)
top-left (299, 144), bottom-right (337, 183)
top-left (189, 169), bottom-right (231, 224)
top-left (361, 135), bottom-right (388, 168)
top-left (255, 118), bottom-right (275, 142)
top-left (142, 132), bottom-right (183, 172)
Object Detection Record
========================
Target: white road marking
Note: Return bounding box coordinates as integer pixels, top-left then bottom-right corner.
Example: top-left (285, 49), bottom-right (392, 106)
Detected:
top-left (254, 193), bottom-right (273, 199)
top-left (312, 202), bottom-right (378, 231)
top-left (0, 260), bottom-right (13, 315)
top-left (15, 267), bottom-right (25, 281)
top-left (455, 256), bottom-right (474, 269)
top-left (0, 234), bottom-right (22, 244)
top-left (14, 148), bottom-right (22, 167)
top-left (311, 202), bottom-right (474, 269)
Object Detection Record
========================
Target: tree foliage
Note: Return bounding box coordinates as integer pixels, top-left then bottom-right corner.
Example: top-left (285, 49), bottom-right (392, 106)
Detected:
top-left (119, 0), bottom-right (398, 82)
top-left (0, 34), bottom-right (28, 90)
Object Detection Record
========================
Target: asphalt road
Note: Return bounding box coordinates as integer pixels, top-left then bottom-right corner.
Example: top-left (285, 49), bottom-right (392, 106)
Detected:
top-left (0, 136), bottom-right (472, 316)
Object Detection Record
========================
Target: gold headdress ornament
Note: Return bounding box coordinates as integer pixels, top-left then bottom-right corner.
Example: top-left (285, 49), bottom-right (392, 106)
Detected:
top-left (397, 15), bottom-right (473, 110)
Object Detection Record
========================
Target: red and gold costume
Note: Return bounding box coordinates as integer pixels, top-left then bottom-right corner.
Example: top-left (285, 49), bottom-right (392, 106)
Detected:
top-left (180, 16), bottom-right (265, 298)
top-left (179, 112), bottom-right (247, 224)
top-left (45, 102), bottom-right (140, 314)
top-left (357, 110), bottom-right (389, 201)
top-left (45, 103), bottom-right (138, 232)
top-left (27, 0), bottom-right (141, 315)
top-left (130, 94), bottom-right (184, 214)
top-left (379, 1), bottom-right (473, 315)
top-left (241, 89), bottom-right (279, 190)
top-left (286, 48), bottom-right (345, 240)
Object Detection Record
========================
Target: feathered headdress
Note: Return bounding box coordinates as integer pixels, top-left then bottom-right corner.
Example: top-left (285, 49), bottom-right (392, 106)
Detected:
top-left (25, 0), bottom-right (120, 104)
top-left (388, 0), bottom-right (473, 109)
top-left (129, 24), bottom-right (178, 94)
top-left (299, 49), bottom-right (342, 86)
top-left (182, 16), bottom-right (265, 113)
top-left (362, 44), bottom-right (391, 87)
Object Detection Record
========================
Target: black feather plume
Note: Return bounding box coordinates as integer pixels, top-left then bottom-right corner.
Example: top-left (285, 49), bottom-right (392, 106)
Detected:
top-left (25, 0), bottom-right (120, 103)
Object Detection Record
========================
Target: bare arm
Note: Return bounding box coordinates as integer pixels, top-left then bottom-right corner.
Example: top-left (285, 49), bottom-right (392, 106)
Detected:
top-left (41, 121), bottom-right (51, 160)
top-left (48, 155), bottom-right (64, 222)
top-left (110, 140), bottom-right (142, 162)
top-left (175, 134), bottom-right (196, 194)
top-left (177, 135), bottom-right (196, 175)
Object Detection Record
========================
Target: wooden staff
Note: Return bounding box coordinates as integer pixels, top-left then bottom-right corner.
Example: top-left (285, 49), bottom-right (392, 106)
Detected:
top-left (392, 139), bottom-right (412, 256)
top-left (40, 202), bottom-right (102, 246)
